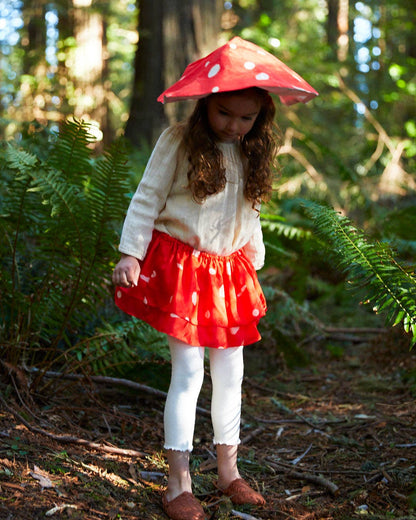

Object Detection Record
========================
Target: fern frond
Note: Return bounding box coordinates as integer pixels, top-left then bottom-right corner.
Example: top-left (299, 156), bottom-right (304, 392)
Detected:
top-left (303, 200), bottom-right (416, 346)
top-left (47, 118), bottom-right (94, 183)
top-left (5, 145), bottom-right (38, 173)
top-left (262, 213), bottom-right (312, 241)
top-left (85, 138), bottom-right (130, 251)
top-left (70, 318), bottom-right (169, 375)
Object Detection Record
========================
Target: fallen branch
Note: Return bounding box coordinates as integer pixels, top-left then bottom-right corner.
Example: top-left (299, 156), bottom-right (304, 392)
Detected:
top-left (299, 326), bottom-right (388, 346)
top-left (241, 426), bottom-right (267, 445)
top-left (24, 366), bottom-right (211, 417)
top-left (0, 393), bottom-right (146, 458)
top-left (266, 459), bottom-right (340, 496)
top-left (323, 326), bottom-right (388, 334)
top-left (250, 415), bottom-right (346, 427)
top-left (291, 443), bottom-right (313, 465)
top-left (231, 511), bottom-right (261, 520)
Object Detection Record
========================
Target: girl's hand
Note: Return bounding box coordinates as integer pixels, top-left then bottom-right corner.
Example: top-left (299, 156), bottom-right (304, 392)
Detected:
top-left (112, 254), bottom-right (141, 287)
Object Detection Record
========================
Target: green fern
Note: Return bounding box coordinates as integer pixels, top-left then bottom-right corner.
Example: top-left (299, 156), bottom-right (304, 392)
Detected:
top-left (262, 213), bottom-right (312, 241)
top-left (0, 118), bottom-right (173, 378)
top-left (69, 318), bottom-right (170, 375)
top-left (0, 120), bottom-right (133, 368)
top-left (46, 118), bottom-right (94, 183)
top-left (261, 212), bottom-right (312, 263)
top-left (302, 200), bottom-right (416, 346)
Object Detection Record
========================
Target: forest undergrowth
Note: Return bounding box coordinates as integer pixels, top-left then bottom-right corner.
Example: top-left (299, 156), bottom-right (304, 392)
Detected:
top-left (1, 322), bottom-right (415, 520)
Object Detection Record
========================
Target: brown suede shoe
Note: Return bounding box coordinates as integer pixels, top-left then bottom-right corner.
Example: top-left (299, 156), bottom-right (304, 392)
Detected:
top-left (221, 478), bottom-right (266, 505)
top-left (162, 491), bottom-right (206, 520)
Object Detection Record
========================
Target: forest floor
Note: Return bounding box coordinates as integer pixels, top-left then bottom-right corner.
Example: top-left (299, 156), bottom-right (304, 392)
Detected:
top-left (1, 327), bottom-right (416, 520)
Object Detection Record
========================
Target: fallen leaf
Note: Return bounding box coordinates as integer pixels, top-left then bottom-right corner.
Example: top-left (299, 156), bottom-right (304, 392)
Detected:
top-left (29, 466), bottom-right (54, 489)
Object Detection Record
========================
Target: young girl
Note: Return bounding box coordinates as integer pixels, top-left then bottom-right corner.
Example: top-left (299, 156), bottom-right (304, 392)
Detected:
top-left (113, 37), bottom-right (317, 520)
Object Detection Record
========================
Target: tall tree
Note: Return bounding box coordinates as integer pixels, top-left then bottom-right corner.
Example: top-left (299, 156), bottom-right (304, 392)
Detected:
top-left (124, 0), bottom-right (224, 147)
top-left (70, 0), bottom-right (113, 142)
top-left (326, 0), bottom-right (349, 62)
top-left (21, 0), bottom-right (47, 74)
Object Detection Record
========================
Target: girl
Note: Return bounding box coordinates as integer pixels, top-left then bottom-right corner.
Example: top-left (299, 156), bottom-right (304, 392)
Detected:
top-left (113, 37), bottom-right (317, 520)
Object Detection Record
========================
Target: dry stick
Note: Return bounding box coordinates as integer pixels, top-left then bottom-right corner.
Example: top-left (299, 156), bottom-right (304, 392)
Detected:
top-left (25, 366), bottom-right (211, 417)
top-left (298, 326), bottom-right (387, 347)
top-left (323, 326), bottom-right (388, 334)
top-left (266, 459), bottom-right (339, 496)
top-left (241, 425), bottom-right (267, 445)
top-left (230, 511), bottom-right (262, 520)
top-left (0, 393), bottom-right (146, 458)
top-left (251, 416), bottom-right (346, 426)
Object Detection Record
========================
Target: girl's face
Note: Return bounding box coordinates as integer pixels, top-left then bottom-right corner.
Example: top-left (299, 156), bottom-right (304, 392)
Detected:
top-left (206, 90), bottom-right (262, 143)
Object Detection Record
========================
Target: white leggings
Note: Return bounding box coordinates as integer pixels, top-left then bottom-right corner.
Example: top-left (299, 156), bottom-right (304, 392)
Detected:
top-left (164, 336), bottom-right (244, 452)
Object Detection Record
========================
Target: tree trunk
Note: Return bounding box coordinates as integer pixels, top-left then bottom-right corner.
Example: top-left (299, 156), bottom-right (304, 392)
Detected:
top-left (326, 0), bottom-right (349, 62)
top-left (21, 0), bottom-right (47, 75)
top-left (124, 0), bottom-right (166, 147)
top-left (337, 0), bottom-right (349, 62)
top-left (70, 0), bottom-right (113, 143)
top-left (326, 0), bottom-right (338, 55)
top-left (125, 0), bottom-right (223, 147)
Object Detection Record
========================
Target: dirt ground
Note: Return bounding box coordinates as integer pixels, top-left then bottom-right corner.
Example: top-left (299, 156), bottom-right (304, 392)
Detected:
top-left (1, 329), bottom-right (416, 520)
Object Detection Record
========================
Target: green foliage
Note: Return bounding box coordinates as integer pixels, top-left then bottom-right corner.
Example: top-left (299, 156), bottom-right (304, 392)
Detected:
top-left (0, 119), bottom-right (166, 377)
top-left (302, 200), bottom-right (416, 345)
top-left (259, 285), bottom-right (318, 367)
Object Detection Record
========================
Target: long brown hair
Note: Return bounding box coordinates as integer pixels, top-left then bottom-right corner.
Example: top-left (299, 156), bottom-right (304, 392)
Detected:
top-left (181, 88), bottom-right (280, 206)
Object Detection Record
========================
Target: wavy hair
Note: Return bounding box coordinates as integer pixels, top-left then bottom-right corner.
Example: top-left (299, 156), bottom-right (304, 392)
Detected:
top-left (181, 88), bottom-right (280, 206)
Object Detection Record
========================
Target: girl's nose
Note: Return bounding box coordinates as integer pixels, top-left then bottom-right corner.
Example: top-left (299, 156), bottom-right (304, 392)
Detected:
top-left (226, 118), bottom-right (238, 132)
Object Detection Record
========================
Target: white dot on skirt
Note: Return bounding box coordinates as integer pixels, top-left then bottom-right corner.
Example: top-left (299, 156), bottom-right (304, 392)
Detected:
top-left (192, 292), bottom-right (198, 305)
top-left (209, 267), bottom-right (216, 275)
top-left (252, 308), bottom-right (260, 317)
top-left (230, 327), bottom-right (240, 335)
top-left (205, 311), bottom-right (211, 319)
top-left (143, 297), bottom-right (148, 304)
top-left (116, 290), bottom-right (122, 299)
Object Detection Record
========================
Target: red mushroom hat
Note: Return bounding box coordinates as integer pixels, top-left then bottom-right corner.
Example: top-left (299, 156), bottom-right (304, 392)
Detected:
top-left (157, 36), bottom-right (318, 106)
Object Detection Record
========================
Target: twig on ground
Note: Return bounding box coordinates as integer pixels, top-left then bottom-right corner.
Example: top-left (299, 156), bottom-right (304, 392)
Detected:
top-left (0, 393), bottom-right (147, 458)
top-left (250, 416), bottom-right (345, 426)
top-left (24, 366), bottom-right (211, 417)
top-left (266, 459), bottom-right (340, 496)
top-left (291, 443), bottom-right (313, 465)
top-left (231, 510), bottom-right (262, 520)
top-left (241, 426), bottom-right (267, 445)
top-left (299, 326), bottom-right (388, 346)
top-left (271, 397), bottom-right (328, 432)
top-left (323, 326), bottom-right (388, 334)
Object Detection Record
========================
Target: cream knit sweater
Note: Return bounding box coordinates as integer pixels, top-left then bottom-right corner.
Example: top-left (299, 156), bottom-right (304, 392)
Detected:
top-left (119, 125), bottom-right (265, 270)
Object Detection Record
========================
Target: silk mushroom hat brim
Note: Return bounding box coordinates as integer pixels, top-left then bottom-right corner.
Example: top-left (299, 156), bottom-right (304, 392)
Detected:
top-left (157, 36), bottom-right (318, 105)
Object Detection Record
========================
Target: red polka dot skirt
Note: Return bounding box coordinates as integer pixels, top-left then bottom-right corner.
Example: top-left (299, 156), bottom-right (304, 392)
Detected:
top-left (115, 231), bottom-right (267, 348)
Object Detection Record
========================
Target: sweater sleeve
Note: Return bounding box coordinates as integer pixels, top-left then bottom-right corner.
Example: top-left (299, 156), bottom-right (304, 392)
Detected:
top-left (118, 126), bottom-right (183, 260)
top-left (242, 216), bottom-right (266, 271)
